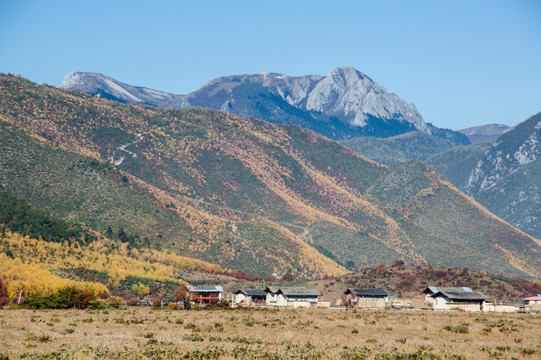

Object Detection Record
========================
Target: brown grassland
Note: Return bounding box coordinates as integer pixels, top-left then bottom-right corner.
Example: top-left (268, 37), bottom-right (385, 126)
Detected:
top-left (0, 307), bottom-right (539, 359)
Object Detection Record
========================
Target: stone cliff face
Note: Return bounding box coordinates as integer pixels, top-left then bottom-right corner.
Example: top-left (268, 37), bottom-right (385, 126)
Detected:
top-left (61, 67), bottom-right (432, 140)
top-left (464, 112), bottom-right (541, 239)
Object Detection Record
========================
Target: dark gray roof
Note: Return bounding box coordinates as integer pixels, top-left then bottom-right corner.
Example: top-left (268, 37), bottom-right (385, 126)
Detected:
top-left (187, 285), bottom-right (223, 292)
top-left (433, 289), bottom-right (485, 301)
top-left (424, 286), bottom-right (472, 294)
top-left (347, 288), bottom-right (389, 297)
top-left (235, 289), bottom-right (267, 296)
top-left (277, 287), bottom-right (320, 297)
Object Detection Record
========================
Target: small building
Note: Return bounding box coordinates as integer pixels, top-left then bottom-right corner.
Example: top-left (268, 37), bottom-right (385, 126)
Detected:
top-left (523, 295), bottom-right (541, 312)
top-left (523, 295), bottom-right (541, 305)
top-left (424, 286), bottom-right (486, 311)
top-left (234, 289), bottom-right (267, 306)
top-left (343, 288), bottom-right (389, 308)
top-left (187, 285), bottom-right (223, 305)
top-left (264, 286), bottom-right (320, 308)
top-left (264, 286), bottom-right (281, 306)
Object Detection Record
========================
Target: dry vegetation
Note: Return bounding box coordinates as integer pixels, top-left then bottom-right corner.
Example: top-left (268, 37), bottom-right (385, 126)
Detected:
top-left (1, 307), bottom-right (540, 359)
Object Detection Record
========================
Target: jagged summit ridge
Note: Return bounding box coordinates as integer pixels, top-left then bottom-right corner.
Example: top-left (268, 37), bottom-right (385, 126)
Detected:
top-left (304, 67), bottom-right (427, 131)
top-left (61, 67), bottom-right (435, 139)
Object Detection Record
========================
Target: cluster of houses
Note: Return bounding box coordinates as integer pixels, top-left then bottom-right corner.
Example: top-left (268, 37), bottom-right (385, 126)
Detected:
top-left (184, 285), bottom-right (541, 313)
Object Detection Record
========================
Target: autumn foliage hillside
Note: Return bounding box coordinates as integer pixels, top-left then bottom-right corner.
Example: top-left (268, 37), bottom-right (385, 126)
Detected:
top-left (0, 190), bottom-right (225, 300)
top-left (0, 74), bottom-right (540, 279)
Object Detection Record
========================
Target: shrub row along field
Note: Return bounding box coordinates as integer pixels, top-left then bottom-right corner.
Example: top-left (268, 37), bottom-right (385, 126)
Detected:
top-left (0, 307), bottom-right (539, 359)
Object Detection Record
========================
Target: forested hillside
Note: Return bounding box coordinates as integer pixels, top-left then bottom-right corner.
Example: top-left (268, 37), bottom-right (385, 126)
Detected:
top-left (1, 74), bottom-right (540, 279)
top-left (0, 190), bottom-right (225, 300)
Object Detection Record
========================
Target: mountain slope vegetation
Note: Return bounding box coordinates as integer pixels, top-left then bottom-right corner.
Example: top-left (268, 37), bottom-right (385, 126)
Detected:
top-left (340, 131), bottom-right (460, 166)
top-left (0, 191), bottom-right (224, 299)
top-left (1, 74), bottom-right (539, 278)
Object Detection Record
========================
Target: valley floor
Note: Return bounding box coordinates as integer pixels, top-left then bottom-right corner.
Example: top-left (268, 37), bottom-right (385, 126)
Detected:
top-left (1, 307), bottom-right (540, 359)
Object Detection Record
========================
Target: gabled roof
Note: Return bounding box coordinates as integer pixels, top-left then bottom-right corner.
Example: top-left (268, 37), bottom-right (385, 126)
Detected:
top-left (346, 288), bottom-right (388, 297)
top-left (277, 287), bottom-right (321, 297)
top-left (424, 286), bottom-right (472, 294)
top-left (433, 288), bottom-right (485, 301)
top-left (187, 285), bottom-right (224, 293)
top-left (264, 286), bottom-right (281, 293)
top-left (235, 289), bottom-right (267, 296)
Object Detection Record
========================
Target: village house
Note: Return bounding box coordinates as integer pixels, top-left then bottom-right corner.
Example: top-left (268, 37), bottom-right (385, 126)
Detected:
top-left (264, 286), bottom-right (320, 308)
top-left (523, 294), bottom-right (541, 312)
top-left (342, 288), bottom-right (390, 308)
top-left (186, 285), bottom-right (223, 305)
top-left (424, 286), bottom-right (486, 311)
top-left (233, 289), bottom-right (267, 306)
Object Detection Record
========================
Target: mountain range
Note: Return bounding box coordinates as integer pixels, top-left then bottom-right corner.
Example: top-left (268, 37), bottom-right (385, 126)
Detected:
top-left (52, 67), bottom-right (541, 255)
top-left (1, 74), bottom-right (540, 279)
top-left (458, 124), bottom-right (511, 144)
top-left (61, 67), bottom-right (469, 144)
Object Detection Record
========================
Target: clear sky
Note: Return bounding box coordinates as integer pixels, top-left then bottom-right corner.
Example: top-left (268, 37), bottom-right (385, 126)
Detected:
top-left (1, 0), bottom-right (540, 130)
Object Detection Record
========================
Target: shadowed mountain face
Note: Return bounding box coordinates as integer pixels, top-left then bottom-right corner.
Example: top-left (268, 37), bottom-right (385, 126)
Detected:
top-left (2, 74), bottom-right (539, 278)
top-left (458, 124), bottom-right (511, 144)
top-left (61, 67), bottom-right (468, 143)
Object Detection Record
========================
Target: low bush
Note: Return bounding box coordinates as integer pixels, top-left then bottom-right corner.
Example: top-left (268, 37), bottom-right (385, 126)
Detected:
top-left (442, 322), bottom-right (469, 334)
top-left (21, 286), bottom-right (96, 309)
top-left (87, 300), bottom-right (112, 310)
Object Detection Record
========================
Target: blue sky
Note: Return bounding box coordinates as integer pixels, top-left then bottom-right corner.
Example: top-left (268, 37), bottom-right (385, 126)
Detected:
top-left (1, 0), bottom-right (540, 130)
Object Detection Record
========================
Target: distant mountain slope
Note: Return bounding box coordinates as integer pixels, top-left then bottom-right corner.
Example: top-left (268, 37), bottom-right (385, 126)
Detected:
top-left (463, 112), bottom-right (541, 239)
top-left (2, 74), bottom-right (540, 278)
top-left (426, 142), bottom-right (492, 186)
top-left (61, 67), bottom-right (468, 143)
top-left (459, 123), bottom-right (511, 144)
top-left (340, 131), bottom-right (459, 166)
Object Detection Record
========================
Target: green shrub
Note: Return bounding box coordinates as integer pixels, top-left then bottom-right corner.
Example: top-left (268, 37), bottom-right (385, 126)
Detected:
top-left (520, 348), bottom-right (535, 355)
top-left (37, 335), bottom-right (51, 343)
top-left (182, 334), bottom-right (204, 342)
top-left (87, 300), bottom-right (112, 310)
top-left (442, 322), bottom-right (469, 334)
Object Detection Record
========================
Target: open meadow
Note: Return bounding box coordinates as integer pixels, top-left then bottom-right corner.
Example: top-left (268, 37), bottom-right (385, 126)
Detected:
top-left (1, 307), bottom-right (540, 359)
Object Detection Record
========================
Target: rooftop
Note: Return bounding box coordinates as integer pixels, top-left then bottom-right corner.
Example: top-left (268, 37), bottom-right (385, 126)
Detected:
top-left (235, 289), bottom-right (267, 296)
top-left (347, 288), bottom-right (389, 297)
top-left (187, 285), bottom-right (224, 293)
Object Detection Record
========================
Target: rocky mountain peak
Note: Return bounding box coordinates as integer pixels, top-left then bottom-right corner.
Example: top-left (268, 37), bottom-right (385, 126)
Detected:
top-left (61, 67), bottom-right (438, 139)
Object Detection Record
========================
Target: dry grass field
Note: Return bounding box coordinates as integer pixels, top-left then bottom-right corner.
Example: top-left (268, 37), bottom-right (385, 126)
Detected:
top-left (1, 307), bottom-right (540, 359)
